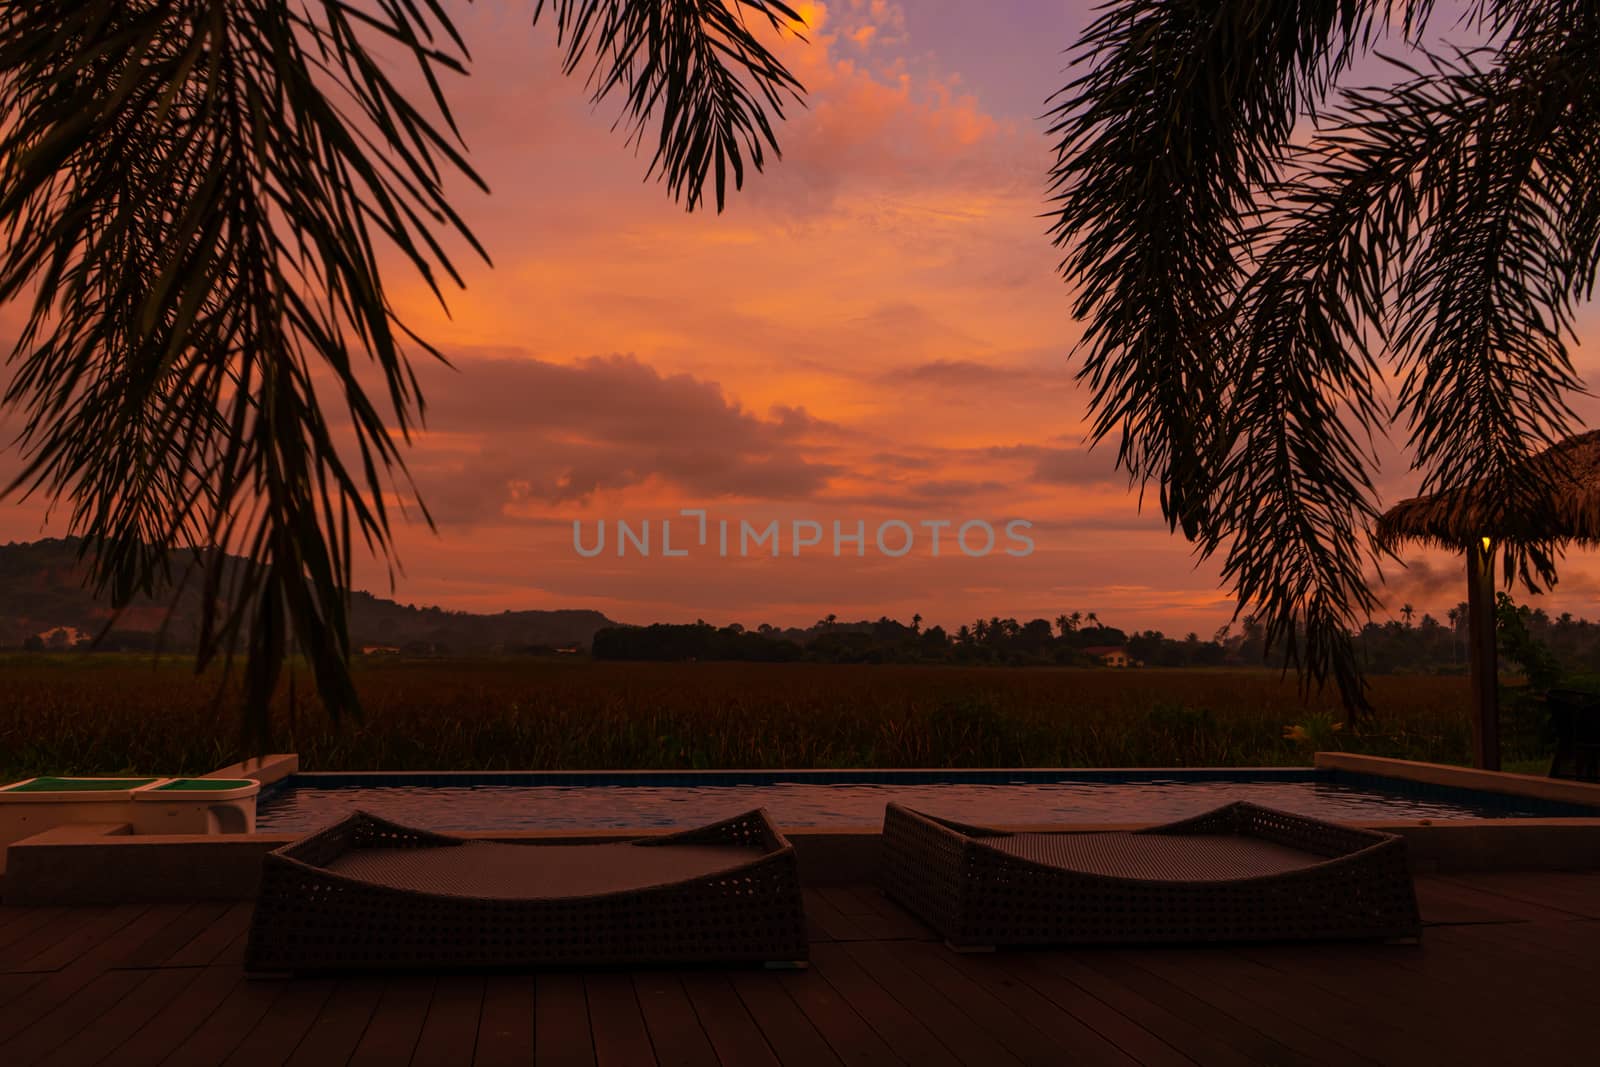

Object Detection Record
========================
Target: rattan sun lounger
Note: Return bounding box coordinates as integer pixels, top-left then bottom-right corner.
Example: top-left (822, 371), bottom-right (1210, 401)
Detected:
top-left (881, 801), bottom-right (1421, 949)
top-left (245, 808), bottom-right (807, 973)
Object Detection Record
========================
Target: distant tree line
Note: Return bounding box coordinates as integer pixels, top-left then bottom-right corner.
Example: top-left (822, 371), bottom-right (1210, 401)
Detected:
top-left (15, 576), bottom-right (1598, 682)
top-left (592, 602), bottom-right (1600, 678)
top-left (594, 613), bottom-right (1227, 667)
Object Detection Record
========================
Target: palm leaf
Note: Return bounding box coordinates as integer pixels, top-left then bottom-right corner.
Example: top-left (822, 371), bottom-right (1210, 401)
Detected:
top-left (533, 0), bottom-right (807, 212)
top-left (1, 0), bottom-right (806, 754)
top-left (1047, 0), bottom-right (1600, 717)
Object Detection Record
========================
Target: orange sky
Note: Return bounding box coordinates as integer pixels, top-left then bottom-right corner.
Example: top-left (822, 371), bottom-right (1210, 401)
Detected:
top-left (3, 0), bottom-right (1599, 635)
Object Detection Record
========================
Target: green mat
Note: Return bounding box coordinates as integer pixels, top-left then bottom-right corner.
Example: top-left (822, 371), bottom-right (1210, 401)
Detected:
top-left (149, 778), bottom-right (253, 792)
top-left (3, 777), bottom-right (158, 793)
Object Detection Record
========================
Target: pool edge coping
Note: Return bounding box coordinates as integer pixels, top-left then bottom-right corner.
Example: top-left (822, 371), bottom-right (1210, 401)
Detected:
top-left (1313, 752), bottom-right (1600, 807)
top-left (257, 756), bottom-right (1600, 822)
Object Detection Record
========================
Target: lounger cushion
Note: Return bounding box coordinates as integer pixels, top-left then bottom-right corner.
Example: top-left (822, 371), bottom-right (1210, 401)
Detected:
top-left (990, 832), bottom-right (1331, 882)
top-left (326, 841), bottom-right (769, 898)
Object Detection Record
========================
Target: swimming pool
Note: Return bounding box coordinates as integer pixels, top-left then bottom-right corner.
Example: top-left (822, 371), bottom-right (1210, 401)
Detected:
top-left (253, 768), bottom-right (1600, 832)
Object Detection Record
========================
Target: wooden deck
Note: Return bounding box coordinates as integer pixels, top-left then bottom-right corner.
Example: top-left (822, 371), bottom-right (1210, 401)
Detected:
top-left (1, 872), bottom-right (1597, 1065)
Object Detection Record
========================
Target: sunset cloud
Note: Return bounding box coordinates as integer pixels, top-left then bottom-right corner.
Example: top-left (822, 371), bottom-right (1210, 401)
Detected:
top-left (895, 359), bottom-right (1063, 388)
top-left (736, 0), bottom-right (1030, 215)
top-left (1, 1), bottom-right (1597, 638)
top-left (403, 354), bottom-right (845, 520)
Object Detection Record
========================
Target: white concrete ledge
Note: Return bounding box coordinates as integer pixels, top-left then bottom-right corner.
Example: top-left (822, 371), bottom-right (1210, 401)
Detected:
top-left (206, 753), bottom-right (298, 787)
top-left (3, 823), bottom-right (289, 904)
top-left (1314, 752), bottom-right (1600, 807)
top-left (0, 823), bottom-right (887, 904)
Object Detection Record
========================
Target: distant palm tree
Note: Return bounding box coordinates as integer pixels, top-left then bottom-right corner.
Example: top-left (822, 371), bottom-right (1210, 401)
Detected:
top-left (1048, 1), bottom-right (1599, 716)
top-left (0, 2), bottom-right (806, 748)
top-left (1400, 604), bottom-right (1415, 628)
top-left (1054, 613), bottom-right (1072, 637)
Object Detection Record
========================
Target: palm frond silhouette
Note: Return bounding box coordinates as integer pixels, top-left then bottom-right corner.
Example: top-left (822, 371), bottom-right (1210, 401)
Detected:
top-left (0, 1), bottom-right (805, 750)
top-left (1047, 0), bottom-right (1599, 716)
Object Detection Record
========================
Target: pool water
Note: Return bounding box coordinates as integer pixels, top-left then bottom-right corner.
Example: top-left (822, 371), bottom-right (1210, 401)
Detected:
top-left (254, 770), bottom-right (1600, 832)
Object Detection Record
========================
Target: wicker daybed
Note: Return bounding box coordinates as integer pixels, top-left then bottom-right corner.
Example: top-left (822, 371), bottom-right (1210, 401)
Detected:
top-left (245, 808), bottom-right (807, 973)
top-left (881, 801), bottom-right (1421, 949)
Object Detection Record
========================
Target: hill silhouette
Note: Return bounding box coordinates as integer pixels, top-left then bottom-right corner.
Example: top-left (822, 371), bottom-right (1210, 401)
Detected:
top-left (0, 538), bottom-right (615, 653)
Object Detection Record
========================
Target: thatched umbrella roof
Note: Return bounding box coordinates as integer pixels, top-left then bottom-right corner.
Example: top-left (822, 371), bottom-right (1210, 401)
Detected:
top-left (1377, 430), bottom-right (1600, 551)
top-left (1374, 428), bottom-right (1600, 772)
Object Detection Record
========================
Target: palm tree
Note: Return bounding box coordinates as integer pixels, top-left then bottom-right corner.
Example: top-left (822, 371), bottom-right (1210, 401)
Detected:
top-left (0, 1), bottom-right (807, 750)
top-left (1047, 1), bottom-right (1599, 716)
top-left (1400, 604), bottom-right (1415, 628)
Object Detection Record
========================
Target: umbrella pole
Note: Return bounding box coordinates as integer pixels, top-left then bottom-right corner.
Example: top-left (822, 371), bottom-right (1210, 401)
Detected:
top-left (1466, 539), bottom-right (1501, 771)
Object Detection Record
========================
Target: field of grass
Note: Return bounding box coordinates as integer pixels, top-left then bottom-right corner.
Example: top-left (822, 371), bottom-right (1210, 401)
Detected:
top-left (0, 655), bottom-right (1522, 781)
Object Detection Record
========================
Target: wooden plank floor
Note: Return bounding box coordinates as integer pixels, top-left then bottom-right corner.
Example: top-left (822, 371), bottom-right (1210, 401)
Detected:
top-left (0, 874), bottom-right (1595, 1065)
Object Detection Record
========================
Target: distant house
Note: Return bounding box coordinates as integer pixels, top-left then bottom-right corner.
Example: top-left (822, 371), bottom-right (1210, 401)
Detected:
top-left (35, 625), bottom-right (88, 650)
top-left (1081, 645), bottom-right (1139, 668)
top-left (360, 645), bottom-right (401, 656)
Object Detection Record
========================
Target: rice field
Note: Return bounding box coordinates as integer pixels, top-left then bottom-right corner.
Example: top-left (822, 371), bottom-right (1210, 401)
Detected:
top-left (0, 655), bottom-right (1507, 781)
